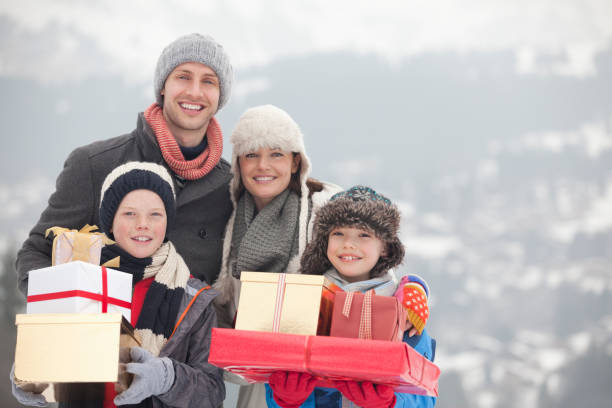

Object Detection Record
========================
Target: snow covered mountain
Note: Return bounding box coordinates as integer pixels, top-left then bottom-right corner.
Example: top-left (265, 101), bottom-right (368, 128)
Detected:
top-left (2, 48), bottom-right (611, 408)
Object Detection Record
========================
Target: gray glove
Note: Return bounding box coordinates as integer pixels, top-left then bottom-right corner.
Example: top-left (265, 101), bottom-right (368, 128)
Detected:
top-left (9, 364), bottom-right (48, 407)
top-left (114, 347), bottom-right (175, 406)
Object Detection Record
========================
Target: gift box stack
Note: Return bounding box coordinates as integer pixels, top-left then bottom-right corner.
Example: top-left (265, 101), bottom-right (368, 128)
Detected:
top-left (209, 271), bottom-right (440, 397)
top-left (13, 225), bottom-right (138, 402)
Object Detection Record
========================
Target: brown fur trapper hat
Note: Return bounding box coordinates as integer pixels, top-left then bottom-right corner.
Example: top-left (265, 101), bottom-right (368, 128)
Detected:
top-left (300, 185), bottom-right (405, 278)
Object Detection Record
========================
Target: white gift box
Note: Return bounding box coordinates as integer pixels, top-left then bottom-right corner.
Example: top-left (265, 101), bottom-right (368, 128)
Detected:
top-left (26, 261), bottom-right (132, 321)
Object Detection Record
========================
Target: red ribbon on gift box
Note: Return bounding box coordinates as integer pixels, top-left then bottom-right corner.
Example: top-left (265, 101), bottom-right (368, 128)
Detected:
top-left (27, 266), bottom-right (131, 311)
top-left (272, 274), bottom-right (287, 332)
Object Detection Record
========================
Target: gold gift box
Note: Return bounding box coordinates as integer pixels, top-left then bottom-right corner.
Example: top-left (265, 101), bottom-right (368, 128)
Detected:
top-left (46, 225), bottom-right (114, 266)
top-left (235, 272), bottom-right (333, 335)
top-left (14, 313), bottom-right (139, 402)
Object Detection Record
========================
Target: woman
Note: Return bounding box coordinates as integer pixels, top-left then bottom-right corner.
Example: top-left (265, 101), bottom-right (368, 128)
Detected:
top-left (213, 104), bottom-right (341, 408)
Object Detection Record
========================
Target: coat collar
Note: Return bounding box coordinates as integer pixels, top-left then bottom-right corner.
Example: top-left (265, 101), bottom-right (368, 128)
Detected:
top-left (136, 112), bottom-right (231, 208)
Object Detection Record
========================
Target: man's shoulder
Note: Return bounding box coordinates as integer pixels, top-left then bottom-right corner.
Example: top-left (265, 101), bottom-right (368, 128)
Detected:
top-left (70, 131), bottom-right (138, 161)
top-left (62, 123), bottom-right (156, 185)
top-left (216, 157), bottom-right (231, 173)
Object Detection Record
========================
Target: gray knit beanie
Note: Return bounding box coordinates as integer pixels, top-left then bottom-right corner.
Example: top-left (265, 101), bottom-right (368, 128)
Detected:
top-left (154, 33), bottom-right (233, 110)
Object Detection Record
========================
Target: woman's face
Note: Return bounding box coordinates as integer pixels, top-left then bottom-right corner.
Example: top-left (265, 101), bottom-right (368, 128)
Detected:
top-left (238, 148), bottom-right (301, 211)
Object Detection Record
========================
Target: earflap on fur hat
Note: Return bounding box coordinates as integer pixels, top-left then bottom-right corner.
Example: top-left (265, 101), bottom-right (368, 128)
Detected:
top-left (300, 185), bottom-right (405, 278)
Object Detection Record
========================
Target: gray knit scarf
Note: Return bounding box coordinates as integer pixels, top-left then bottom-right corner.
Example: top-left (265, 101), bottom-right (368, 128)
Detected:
top-left (324, 267), bottom-right (399, 296)
top-left (230, 189), bottom-right (300, 278)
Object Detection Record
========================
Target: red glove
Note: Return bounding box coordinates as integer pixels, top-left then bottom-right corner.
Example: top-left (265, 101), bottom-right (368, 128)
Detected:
top-left (335, 380), bottom-right (396, 408)
top-left (269, 371), bottom-right (316, 408)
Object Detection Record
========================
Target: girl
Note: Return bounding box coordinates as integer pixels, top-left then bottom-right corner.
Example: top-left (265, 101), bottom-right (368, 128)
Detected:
top-left (267, 186), bottom-right (436, 408)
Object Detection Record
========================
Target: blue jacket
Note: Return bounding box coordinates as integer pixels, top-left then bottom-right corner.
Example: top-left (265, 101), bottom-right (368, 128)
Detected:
top-left (264, 329), bottom-right (437, 408)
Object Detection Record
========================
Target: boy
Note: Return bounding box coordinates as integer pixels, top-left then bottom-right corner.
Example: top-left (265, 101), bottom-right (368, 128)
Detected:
top-left (11, 162), bottom-right (224, 408)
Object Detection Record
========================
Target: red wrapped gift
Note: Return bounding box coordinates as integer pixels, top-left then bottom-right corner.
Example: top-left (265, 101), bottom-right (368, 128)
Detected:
top-left (209, 328), bottom-right (439, 396)
top-left (330, 290), bottom-right (406, 342)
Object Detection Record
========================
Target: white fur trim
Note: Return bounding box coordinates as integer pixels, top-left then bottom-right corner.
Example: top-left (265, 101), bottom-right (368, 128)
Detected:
top-left (311, 182), bottom-right (342, 207)
top-left (230, 105), bottom-right (306, 157)
top-left (285, 255), bottom-right (301, 274)
top-left (308, 181), bottom-right (343, 241)
top-left (213, 209), bottom-right (237, 305)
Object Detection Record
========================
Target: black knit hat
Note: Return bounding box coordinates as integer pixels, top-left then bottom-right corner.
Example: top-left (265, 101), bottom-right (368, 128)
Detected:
top-left (99, 162), bottom-right (176, 236)
top-left (300, 185), bottom-right (405, 278)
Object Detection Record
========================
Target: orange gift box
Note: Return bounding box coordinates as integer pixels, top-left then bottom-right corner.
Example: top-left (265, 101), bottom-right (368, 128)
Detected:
top-left (209, 328), bottom-right (439, 397)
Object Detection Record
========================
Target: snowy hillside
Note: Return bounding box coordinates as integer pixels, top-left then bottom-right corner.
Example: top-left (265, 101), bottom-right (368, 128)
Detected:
top-left (2, 47), bottom-right (612, 408)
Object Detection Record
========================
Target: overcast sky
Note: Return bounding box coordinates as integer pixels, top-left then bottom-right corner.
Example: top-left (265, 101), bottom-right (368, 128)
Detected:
top-left (1, 0), bottom-right (611, 86)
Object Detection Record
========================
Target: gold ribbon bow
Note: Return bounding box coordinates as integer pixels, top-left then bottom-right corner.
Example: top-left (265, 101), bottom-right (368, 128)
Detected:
top-left (45, 224), bottom-right (119, 266)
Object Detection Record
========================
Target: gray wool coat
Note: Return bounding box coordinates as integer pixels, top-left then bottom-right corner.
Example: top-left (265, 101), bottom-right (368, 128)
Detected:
top-left (57, 278), bottom-right (225, 408)
top-left (154, 279), bottom-right (225, 408)
top-left (16, 112), bottom-right (233, 295)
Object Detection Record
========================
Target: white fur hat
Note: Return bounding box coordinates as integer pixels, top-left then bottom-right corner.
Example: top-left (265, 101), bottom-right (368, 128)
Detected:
top-left (228, 104), bottom-right (312, 204)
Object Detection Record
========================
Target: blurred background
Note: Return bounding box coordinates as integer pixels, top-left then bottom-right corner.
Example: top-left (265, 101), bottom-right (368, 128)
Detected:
top-left (1, 1), bottom-right (612, 407)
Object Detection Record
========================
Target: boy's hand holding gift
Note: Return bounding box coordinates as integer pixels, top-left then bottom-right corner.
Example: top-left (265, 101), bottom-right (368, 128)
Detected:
top-left (114, 347), bottom-right (174, 406)
top-left (9, 364), bottom-right (48, 407)
top-left (394, 275), bottom-right (430, 337)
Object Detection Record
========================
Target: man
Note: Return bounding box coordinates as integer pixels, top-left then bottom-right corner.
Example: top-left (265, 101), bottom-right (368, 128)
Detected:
top-left (15, 33), bottom-right (234, 295)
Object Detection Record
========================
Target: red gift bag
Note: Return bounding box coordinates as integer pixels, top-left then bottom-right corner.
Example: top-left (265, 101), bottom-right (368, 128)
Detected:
top-left (330, 290), bottom-right (406, 342)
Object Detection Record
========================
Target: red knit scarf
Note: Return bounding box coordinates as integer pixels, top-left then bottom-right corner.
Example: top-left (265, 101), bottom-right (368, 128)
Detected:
top-left (144, 103), bottom-right (223, 180)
